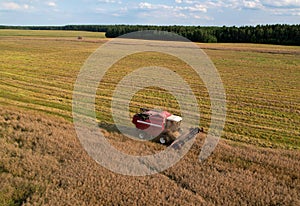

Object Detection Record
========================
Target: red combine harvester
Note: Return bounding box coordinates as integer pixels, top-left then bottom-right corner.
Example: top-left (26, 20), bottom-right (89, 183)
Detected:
top-left (132, 108), bottom-right (200, 145)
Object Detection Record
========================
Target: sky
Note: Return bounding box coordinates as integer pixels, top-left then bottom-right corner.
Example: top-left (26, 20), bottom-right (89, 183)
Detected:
top-left (0, 0), bottom-right (299, 26)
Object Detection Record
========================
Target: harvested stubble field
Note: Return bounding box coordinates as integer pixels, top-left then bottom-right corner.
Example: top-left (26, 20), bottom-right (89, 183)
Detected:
top-left (0, 30), bottom-right (299, 205)
top-left (0, 29), bottom-right (106, 38)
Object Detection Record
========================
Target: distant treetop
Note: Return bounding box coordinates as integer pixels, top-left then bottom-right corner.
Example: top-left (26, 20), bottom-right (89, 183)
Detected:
top-left (0, 24), bottom-right (299, 45)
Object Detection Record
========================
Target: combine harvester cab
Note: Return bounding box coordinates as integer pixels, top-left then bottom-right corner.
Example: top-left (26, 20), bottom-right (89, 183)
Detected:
top-left (132, 108), bottom-right (191, 145)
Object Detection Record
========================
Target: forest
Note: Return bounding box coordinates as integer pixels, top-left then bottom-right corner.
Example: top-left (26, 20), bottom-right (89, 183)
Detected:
top-left (0, 24), bottom-right (299, 45)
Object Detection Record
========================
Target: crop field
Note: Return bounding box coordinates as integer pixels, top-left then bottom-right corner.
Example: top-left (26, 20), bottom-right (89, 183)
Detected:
top-left (0, 30), bottom-right (299, 205)
top-left (0, 29), bottom-right (106, 38)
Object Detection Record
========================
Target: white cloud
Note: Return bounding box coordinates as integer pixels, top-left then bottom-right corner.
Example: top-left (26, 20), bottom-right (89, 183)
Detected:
top-left (262, 0), bottom-right (300, 8)
top-left (201, 0), bottom-right (300, 15)
top-left (137, 1), bottom-right (211, 24)
top-left (193, 14), bottom-right (214, 20)
top-left (139, 2), bottom-right (207, 12)
top-left (188, 4), bottom-right (207, 12)
top-left (208, 0), bottom-right (300, 10)
top-left (138, 0), bottom-right (300, 18)
top-left (112, 6), bottom-right (128, 16)
top-left (243, 0), bottom-right (263, 9)
top-left (47, 2), bottom-right (57, 7)
top-left (184, 0), bottom-right (197, 4)
top-left (259, 0), bottom-right (300, 16)
top-left (1, 2), bottom-right (21, 10)
top-left (174, 0), bottom-right (198, 4)
top-left (206, 1), bottom-right (223, 7)
top-left (139, 2), bottom-right (153, 9)
top-left (268, 7), bottom-right (300, 16)
top-left (175, 12), bottom-right (187, 18)
top-left (98, 0), bottom-right (122, 3)
top-left (1, 2), bottom-right (31, 10)
top-left (139, 2), bottom-right (173, 10)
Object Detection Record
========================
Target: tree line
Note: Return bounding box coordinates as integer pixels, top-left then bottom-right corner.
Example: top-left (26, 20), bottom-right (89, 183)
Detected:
top-left (0, 24), bottom-right (299, 45)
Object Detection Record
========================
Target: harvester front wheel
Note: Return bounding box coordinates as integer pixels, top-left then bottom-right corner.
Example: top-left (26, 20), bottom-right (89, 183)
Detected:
top-left (138, 131), bottom-right (147, 139)
top-left (159, 136), bottom-right (171, 145)
top-left (159, 137), bottom-right (166, 144)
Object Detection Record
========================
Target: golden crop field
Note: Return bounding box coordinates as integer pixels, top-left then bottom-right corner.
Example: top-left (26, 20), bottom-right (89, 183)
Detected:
top-left (0, 30), bottom-right (299, 205)
top-left (0, 29), bottom-right (106, 38)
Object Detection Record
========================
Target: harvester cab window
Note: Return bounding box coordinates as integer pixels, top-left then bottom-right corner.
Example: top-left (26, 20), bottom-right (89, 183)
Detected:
top-left (138, 113), bottom-right (149, 121)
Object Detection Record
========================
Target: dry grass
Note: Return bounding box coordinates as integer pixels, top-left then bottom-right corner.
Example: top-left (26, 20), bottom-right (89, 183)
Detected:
top-left (198, 43), bottom-right (300, 54)
top-left (0, 107), bottom-right (299, 205)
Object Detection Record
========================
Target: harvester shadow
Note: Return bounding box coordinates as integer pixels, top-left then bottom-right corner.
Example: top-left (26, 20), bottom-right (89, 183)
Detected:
top-left (98, 122), bottom-right (205, 148)
top-left (97, 122), bottom-right (168, 144)
top-left (98, 122), bottom-right (139, 139)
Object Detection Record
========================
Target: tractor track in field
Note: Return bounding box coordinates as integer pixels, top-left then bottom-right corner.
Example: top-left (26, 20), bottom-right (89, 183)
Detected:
top-left (2, 71), bottom-right (299, 107)
top-left (199, 44), bottom-right (300, 55)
